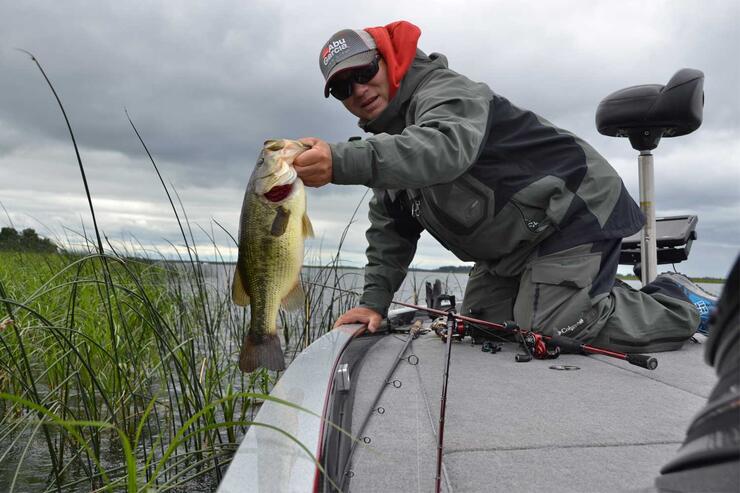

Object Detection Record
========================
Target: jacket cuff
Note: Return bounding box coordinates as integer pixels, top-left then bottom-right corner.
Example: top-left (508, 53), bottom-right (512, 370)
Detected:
top-left (331, 141), bottom-right (373, 186)
top-left (359, 290), bottom-right (392, 318)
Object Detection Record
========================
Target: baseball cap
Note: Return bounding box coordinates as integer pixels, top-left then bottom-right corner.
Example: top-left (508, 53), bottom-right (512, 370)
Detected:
top-left (319, 29), bottom-right (377, 97)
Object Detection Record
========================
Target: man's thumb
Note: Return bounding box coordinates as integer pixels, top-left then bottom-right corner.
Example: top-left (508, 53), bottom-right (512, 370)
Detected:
top-left (299, 137), bottom-right (319, 147)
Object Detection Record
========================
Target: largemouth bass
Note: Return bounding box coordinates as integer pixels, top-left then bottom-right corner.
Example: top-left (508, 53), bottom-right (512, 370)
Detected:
top-left (232, 139), bottom-right (314, 372)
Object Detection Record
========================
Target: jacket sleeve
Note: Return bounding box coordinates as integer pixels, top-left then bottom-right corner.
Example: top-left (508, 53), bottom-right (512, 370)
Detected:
top-left (359, 190), bottom-right (423, 317)
top-left (331, 73), bottom-right (492, 189)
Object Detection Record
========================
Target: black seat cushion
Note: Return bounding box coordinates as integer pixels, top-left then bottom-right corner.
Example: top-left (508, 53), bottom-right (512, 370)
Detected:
top-left (596, 68), bottom-right (704, 150)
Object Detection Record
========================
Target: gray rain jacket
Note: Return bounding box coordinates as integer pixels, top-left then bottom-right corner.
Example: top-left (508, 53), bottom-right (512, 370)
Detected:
top-left (330, 50), bottom-right (644, 316)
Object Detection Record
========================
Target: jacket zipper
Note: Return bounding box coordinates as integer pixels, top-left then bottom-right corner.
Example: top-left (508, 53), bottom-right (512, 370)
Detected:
top-left (409, 193), bottom-right (473, 258)
top-left (411, 199), bottom-right (421, 218)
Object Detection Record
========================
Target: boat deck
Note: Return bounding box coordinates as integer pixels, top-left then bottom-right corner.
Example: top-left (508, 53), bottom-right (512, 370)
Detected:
top-left (217, 314), bottom-right (723, 492)
top-left (346, 328), bottom-right (714, 492)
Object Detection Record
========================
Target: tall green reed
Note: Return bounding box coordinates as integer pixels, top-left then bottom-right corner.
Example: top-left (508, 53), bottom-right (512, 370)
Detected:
top-left (0, 51), bottom-right (368, 492)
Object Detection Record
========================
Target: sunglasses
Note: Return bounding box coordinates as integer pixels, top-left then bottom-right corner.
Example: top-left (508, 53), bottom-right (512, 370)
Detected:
top-left (328, 56), bottom-right (381, 101)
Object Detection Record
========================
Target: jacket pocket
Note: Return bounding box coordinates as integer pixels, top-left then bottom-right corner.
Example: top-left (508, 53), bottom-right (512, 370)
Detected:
top-left (412, 174), bottom-right (494, 260)
top-left (412, 173), bottom-right (558, 262)
top-left (418, 174), bottom-right (491, 235)
top-left (530, 253), bottom-right (601, 288)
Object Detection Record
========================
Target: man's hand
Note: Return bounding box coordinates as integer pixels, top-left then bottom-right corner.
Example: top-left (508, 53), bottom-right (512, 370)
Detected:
top-left (334, 306), bottom-right (383, 332)
top-left (294, 137), bottom-right (333, 187)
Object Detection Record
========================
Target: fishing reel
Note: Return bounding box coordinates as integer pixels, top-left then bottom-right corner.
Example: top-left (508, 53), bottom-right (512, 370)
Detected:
top-left (430, 294), bottom-right (465, 343)
top-left (516, 332), bottom-right (560, 362)
top-left (432, 316), bottom-right (465, 343)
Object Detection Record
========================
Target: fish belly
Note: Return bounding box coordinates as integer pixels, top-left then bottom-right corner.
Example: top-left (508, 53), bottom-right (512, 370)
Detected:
top-left (241, 191), bottom-right (304, 339)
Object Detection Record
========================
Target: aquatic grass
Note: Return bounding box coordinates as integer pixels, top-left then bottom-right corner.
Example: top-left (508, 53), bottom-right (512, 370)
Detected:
top-left (0, 249), bottom-right (271, 490)
top-left (0, 245), bottom-right (378, 491)
top-left (15, 50), bottom-right (132, 488)
top-left (1, 390), bottom-right (345, 493)
top-left (0, 49), bottom-right (378, 492)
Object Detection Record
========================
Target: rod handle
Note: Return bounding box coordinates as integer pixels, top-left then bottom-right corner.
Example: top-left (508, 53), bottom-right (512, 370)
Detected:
top-left (549, 335), bottom-right (584, 354)
top-left (626, 353), bottom-right (658, 370)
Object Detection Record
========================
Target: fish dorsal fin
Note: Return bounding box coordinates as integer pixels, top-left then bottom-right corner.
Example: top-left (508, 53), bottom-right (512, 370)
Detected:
top-left (302, 213), bottom-right (314, 238)
top-left (232, 267), bottom-right (251, 306)
top-left (281, 279), bottom-right (305, 312)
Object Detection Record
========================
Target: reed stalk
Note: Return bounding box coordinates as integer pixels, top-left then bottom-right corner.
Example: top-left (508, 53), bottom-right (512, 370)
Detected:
top-left (0, 50), bottom-right (462, 492)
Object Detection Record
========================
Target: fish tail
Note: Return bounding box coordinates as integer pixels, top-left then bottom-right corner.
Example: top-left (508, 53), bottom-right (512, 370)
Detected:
top-left (239, 333), bottom-right (286, 372)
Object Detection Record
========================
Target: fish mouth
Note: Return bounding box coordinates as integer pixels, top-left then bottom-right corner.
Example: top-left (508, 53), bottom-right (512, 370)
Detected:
top-left (256, 165), bottom-right (297, 195)
top-left (263, 183), bottom-right (293, 202)
top-left (258, 164), bottom-right (296, 182)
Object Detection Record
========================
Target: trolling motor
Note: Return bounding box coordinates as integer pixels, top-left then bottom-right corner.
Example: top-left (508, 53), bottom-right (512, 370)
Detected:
top-left (596, 68), bottom-right (704, 285)
top-left (425, 280), bottom-right (458, 312)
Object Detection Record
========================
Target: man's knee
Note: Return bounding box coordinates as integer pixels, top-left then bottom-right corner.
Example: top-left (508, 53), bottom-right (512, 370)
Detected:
top-left (513, 250), bottom-right (601, 334)
top-left (461, 264), bottom-right (518, 322)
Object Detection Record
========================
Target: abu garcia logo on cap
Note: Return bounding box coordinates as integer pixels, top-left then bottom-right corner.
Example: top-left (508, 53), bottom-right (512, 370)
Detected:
top-left (322, 38), bottom-right (348, 67)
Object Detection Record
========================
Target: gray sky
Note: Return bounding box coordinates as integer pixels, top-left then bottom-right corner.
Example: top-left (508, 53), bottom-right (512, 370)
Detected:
top-left (0, 0), bottom-right (738, 277)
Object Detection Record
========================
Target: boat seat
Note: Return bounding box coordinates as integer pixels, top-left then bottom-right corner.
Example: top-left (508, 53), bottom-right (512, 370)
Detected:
top-left (596, 68), bottom-right (704, 150)
top-left (619, 215), bottom-right (698, 266)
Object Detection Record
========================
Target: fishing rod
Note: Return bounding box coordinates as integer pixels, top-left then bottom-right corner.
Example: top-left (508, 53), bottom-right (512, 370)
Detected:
top-left (299, 280), bottom-right (657, 369)
top-left (435, 302), bottom-right (455, 493)
top-left (392, 300), bottom-right (658, 370)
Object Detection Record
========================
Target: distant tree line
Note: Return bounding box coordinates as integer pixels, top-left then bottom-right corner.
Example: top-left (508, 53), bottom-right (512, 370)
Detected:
top-left (434, 265), bottom-right (472, 273)
top-left (0, 227), bottom-right (57, 253)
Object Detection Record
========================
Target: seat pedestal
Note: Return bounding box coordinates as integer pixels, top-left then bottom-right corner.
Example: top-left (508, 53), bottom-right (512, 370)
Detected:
top-left (638, 151), bottom-right (657, 283)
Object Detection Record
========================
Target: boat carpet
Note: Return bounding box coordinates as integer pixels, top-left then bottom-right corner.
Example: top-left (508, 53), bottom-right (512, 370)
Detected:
top-left (347, 332), bottom-right (714, 492)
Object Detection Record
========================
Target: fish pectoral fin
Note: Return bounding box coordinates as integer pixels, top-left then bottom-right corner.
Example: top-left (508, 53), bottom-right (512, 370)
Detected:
top-left (231, 267), bottom-right (251, 306)
top-left (302, 213), bottom-right (314, 238)
top-left (281, 280), bottom-right (305, 312)
top-left (270, 206), bottom-right (291, 237)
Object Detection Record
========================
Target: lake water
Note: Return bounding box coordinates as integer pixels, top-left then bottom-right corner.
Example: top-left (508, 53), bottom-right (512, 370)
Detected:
top-left (209, 263), bottom-right (724, 317)
top-left (391, 270), bottom-right (724, 301)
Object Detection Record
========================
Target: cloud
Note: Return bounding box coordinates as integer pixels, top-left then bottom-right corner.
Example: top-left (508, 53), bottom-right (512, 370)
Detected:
top-left (0, 0), bottom-right (737, 278)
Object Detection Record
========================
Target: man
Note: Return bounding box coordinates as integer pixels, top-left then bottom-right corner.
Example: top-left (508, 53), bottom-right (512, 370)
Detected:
top-left (294, 20), bottom-right (716, 352)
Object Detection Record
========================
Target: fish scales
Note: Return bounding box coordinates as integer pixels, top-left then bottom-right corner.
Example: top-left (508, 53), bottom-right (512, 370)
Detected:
top-left (232, 139), bottom-right (313, 372)
top-left (243, 193), bottom-right (302, 332)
